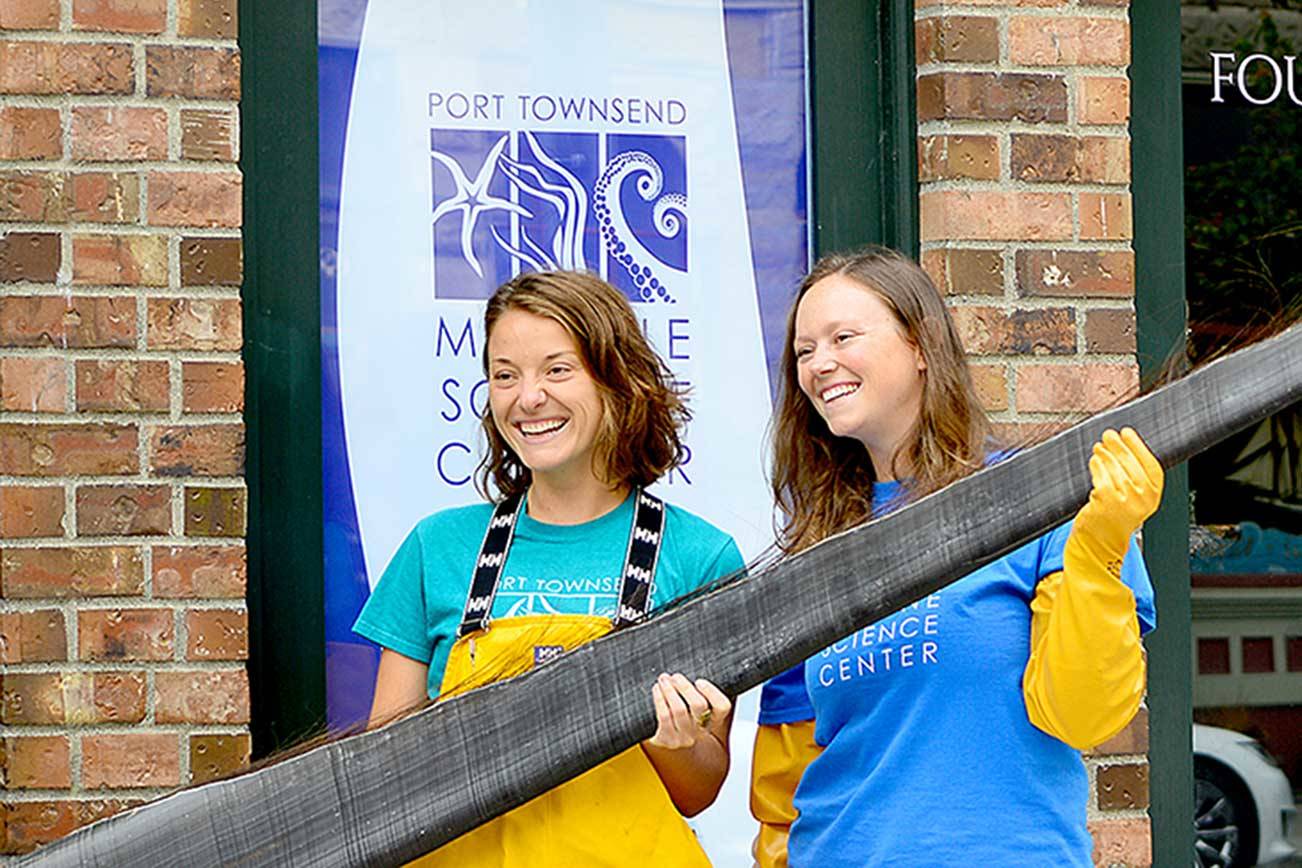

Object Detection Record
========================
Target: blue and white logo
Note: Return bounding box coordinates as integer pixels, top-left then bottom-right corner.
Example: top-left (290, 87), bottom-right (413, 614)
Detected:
top-left (431, 129), bottom-right (687, 302)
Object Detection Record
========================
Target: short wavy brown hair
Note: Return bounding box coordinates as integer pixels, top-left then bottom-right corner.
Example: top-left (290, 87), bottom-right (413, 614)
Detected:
top-left (475, 270), bottom-right (689, 500)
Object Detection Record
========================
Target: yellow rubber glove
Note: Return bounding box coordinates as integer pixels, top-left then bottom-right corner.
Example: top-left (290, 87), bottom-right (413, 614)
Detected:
top-left (750, 720), bottom-right (821, 868)
top-left (1023, 427), bottom-right (1164, 750)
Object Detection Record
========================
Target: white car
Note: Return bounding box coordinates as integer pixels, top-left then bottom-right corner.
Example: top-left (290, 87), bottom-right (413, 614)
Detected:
top-left (1195, 722), bottom-right (1298, 867)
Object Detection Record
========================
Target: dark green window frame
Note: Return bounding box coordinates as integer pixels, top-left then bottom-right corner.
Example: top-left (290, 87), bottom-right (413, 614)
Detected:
top-left (239, 0), bottom-right (918, 754)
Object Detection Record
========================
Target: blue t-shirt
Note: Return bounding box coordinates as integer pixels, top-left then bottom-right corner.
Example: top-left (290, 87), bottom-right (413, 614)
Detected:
top-left (759, 479), bottom-right (1157, 868)
top-left (354, 492), bottom-right (745, 700)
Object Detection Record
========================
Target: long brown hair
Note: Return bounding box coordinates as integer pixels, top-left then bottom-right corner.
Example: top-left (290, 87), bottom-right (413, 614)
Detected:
top-left (772, 246), bottom-right (992, 552)
top-left (476, 270), bottom-right (688, 500)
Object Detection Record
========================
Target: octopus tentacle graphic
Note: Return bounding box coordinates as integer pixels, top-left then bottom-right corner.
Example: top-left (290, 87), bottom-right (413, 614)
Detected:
top-left (594, 151), bottom-right (687, 303)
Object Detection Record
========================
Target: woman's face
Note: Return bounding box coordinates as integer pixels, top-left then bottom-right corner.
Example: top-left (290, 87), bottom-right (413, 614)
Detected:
top-left (793, 273), bottom-right (926, 473)
top-left (487, 308), bottom-right (606, 489)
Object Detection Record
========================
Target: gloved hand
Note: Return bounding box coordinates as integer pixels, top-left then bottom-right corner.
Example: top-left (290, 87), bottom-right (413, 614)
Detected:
top-left (1064, 427), bottom-right (1165, 580)
top-left (1023, 427), bottom-right (1163, 750)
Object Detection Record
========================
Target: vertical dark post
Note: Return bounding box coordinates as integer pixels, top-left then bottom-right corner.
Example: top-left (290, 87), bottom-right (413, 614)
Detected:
top-left (809, 0), bottom-right (917, 257)
top-left (239, 0), bottom-right (326, 753)
top-left (1131, 3), bottom-right (1193, 863)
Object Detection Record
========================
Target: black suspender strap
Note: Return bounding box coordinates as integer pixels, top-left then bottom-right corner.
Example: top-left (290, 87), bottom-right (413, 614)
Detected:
top-left (456, 493), bottom-right (523, 639)
top-left (457, 488), bottom-right (665, 638)
top-left (612, 490), bottom-right (665, 629)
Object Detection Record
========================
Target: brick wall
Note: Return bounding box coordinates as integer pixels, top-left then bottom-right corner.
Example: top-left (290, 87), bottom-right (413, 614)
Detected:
top-left (0, 0), bottom-right (246, 855)
top-left (915, 1), bottom-right (1150, 865)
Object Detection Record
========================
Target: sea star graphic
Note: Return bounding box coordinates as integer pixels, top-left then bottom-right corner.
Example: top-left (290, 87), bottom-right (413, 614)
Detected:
top-left (432, 134), bottom-right (531, 278)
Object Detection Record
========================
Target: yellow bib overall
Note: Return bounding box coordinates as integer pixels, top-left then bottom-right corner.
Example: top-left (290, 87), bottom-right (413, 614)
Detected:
top-left (408, 491), bottom-right (711, 867)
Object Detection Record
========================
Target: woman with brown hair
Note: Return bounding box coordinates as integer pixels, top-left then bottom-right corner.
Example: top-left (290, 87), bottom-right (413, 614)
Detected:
top-left (354, 270), bottom-right (741, 866)
top-left (751, 247), bottom-right (1164, 867)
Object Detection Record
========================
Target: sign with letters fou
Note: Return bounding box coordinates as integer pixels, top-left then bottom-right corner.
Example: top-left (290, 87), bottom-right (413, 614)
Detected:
top-left (320, 1), bottom-right (808, 860)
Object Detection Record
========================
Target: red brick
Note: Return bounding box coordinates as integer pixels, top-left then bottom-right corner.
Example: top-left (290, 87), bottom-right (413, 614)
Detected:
top-left (920, 191), bottom-right (1073, 242)
top-left (0, 485), bottom-right (65, 538)
top-left (915, 16), bottom-right (999, 64)
top-left (1016, 250), bottom-right (1134, 298)
top-left (951, 306), bottom-right (1076, 356)
top-left (0, 671), bottom-right (146, 726)
top-left (921, 247), bottom-right (1003, 296)
top-left (147, 171), bottom-right (241, 227)
top-left (2, 546), bottom-right (145, 598)
top-left (0, 232), bottom-right (60, 282)
top-left (87, 670), bottom-right (146, 722)
top-left (0, 42), bottom-right (134, 95)
top-left (2, 172), bottom-right (141, 224)
top-left (82, 733), bottom-right (180, 788)
top-left (1081, 192), bottom-right (1133, 240)
top-left (2, 800), bottom-right (140, 855)
top-left (150, 424), bottom-right (244, 476)
top-left (78, 608), bottom-right (174, 661)
top-left (2, 735), bottom-right (71, 788)
top-left (70, 107), bottom-right (168, 161)
top-left (178, 0), bottom-right (236, 38)
top-left (185, 486), bottom-right (245, 536)
top-left (1088, 817), bottom-right (1151, 867)
top-left (0, 296), bottom-right (135, 349)
top-left (0, 356), bottom-right (65, 412)
top-left (970, 364), bottom-right (1008, 412)
top-left (186, 608), bottom-right (247, 660)
top-left (0, 169), bottom-right (55, 220)
top-left (73, 0), bottom-right (166, 33)
top-left (1011, 135), bottom-right (1129, 184)
top-left (72, 235), bottom-right (167, 287)
top-left (189, 733), bottom-right (249, 784)
top-left (155, 668), bottom-right (249, 723)
top-left (918, 135), bottom-right (999, 182)
top-left (1015, 363), bottom-right (1138, 413)
top-left (1008, 16), bottom-right (1128, 67)
top-left (76, 484), bottom-right (172, 536)
top-left (0, 422), bottom-right (138, 475)
top-left (180, 236), bottom-right (241, 285)
top-left (152, 544), bottom-right (245, 598)
top-left (2, 672), bottom-right (65, 724)
top-left (1086, 309), bottom-right (1137, 354)
top-left (1097, 762), bottom-right (1150, 809)
top-left (0, 0), bottom-right (59, 29)
top-left (1087, 708), bottom-right (1149, 756)
top-left (147, 298), bottom-right (242, 350)
top-left (182, 361), bottom-right (242, 412)
top-left (180, 108), bottom-right (236, 161)
top-left (0, 609), bottom-right (66, 662)
top-left (76, 359), bottom-right (170, 412)
top-left (146, 46), bottom-right (240, 99)
top-left (68, 171), bottom-right (141, 223)
top-left (917, 73), bottom-right (1067, 124)
top-left (1079, 77), bottom-right (1130, 125)
top-left (0, 107), bottom-right (61, 159)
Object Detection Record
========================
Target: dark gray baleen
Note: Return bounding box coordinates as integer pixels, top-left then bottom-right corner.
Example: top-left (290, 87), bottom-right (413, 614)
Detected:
top-left (23, 325), bottom-right (1302, 867)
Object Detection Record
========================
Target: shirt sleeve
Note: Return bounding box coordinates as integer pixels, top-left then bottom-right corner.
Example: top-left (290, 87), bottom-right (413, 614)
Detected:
top-left (758, 662), bottom-right (815, 726)
top-left (1039, 520), bottom-right (1157, 635)
top-left (352, 526), bottom-right (433, 663)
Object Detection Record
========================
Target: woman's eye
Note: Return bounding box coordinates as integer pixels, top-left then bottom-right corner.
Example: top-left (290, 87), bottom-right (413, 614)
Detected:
top-left (835, 332), bottom-right (856, 343)
top-left (548, 365), bottom-right (571, 377)
top-left (492, 371), bottom-right (515, 382)
top-left (795, 346), bottom-right (812, 359)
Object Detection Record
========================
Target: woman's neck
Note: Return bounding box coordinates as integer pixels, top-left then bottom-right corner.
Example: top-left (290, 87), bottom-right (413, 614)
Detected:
top-left (526, 476), bottom-right (630, 525)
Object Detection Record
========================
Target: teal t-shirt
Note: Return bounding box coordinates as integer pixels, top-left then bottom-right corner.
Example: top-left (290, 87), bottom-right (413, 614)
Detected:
top-left (353, 491), bottom-right (745, 699)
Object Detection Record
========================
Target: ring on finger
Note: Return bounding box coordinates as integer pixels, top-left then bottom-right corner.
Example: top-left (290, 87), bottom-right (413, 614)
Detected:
top-left (695, 709), bottom-right (713, 729)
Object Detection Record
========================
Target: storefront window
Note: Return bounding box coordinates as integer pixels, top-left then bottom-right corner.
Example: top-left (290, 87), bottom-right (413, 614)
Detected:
top-left (1182, 0), bottom-right (1302, 794)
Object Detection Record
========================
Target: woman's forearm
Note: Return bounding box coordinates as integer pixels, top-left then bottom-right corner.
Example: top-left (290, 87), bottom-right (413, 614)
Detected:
top-left (642, 731), bottom-right (730, 817)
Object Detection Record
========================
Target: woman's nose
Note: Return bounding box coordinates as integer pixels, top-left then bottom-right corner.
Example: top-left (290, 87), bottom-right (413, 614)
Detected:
top-left (520, 379), bottom-right (548, 409)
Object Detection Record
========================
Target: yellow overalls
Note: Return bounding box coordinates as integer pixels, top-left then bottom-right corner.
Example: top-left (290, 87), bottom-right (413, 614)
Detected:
top-left (410, 490), bottom-right (712, 867)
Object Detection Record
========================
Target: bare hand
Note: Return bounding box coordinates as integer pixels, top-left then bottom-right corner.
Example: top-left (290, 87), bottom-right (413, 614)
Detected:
top-left (648, 672), bottom-right (732, 750)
